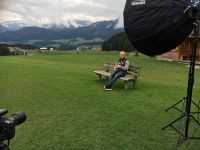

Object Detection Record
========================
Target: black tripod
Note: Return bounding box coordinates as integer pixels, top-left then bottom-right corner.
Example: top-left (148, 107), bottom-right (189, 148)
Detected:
top-left (164, 97), bottom-right (200, 114)
top-left (162, 4), bottom-right (200, 147)
top-left (0, 142), bottom-right (10, 150)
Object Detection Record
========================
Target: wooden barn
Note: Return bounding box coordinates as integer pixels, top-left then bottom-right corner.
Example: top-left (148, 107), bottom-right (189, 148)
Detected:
top-left (158, 36), bottom-right (200, 62)
top-left (177, 37), bottom-right (200, 61)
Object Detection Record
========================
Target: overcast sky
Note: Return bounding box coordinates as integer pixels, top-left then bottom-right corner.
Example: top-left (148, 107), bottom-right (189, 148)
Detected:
top-left (0, 0), bottom-right (126, 26)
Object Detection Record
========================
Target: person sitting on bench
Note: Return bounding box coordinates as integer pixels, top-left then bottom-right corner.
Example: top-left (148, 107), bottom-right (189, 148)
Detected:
top-left (104, 51), bottom-right (129, 91)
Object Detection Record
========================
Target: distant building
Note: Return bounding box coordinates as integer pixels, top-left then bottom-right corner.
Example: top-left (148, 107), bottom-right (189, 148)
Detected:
top-left (39, 47), bottom-right (55, 52)
top-left (9, 47), bottom-right (28, 55)
top-left (76, 46), bottom-right (94, 51)
top-left (50, 48), bottom-right (54, 51)
top-left (40, 47), bottom-right (48, 50)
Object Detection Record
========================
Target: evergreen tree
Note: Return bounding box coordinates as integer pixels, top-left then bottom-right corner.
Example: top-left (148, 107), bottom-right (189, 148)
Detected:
top-left (102, 32), bottom-right (136, 52)
top-left (0, 44), bottom-right (10, 56)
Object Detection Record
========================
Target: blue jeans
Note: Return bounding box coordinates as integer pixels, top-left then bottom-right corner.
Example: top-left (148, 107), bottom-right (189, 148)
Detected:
top-left (106, 70), bottom-right (126, 87)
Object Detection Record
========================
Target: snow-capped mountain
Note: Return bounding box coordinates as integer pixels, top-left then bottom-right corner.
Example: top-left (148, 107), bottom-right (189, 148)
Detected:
top-left (1, 21), bottom-right (27, 31)
top-left (0, 19), bottom-right (120, 32)
top-left (0, 19), bottom-right (124, 50)
top-left (0, 25), bottom-right (8, 33)
top-left (90, 19), bottom-right (119, 29)
top-left (41, 23), bottom-right (67, 30)
top-left (41, 20), bottom-right (92, 30)
top-left (0, 19), bottom-right (123, 47)
top-left (65, 20), bottom-right (92, 28)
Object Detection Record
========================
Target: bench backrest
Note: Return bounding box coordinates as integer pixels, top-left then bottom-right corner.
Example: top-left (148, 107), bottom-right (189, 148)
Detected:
top-left (103, 62), bottom-right (141, 77)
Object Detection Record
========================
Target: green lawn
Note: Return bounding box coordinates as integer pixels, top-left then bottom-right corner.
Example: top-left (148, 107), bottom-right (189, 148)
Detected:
top-left (0, 51), bottom-right (200, 150)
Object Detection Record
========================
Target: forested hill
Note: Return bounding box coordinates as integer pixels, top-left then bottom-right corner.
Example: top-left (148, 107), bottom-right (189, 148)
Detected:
top-left (102, 32), bottom-right (136, 52)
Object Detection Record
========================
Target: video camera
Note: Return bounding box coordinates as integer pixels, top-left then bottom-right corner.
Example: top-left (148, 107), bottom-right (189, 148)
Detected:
top-left (0, 109), bottom-right (26, 150)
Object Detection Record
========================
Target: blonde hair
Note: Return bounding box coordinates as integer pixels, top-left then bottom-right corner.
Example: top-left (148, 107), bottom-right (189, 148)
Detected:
top-left (120, 51), bottom-right (126, 55)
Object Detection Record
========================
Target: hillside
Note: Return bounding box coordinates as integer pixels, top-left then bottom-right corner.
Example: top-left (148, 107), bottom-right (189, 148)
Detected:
top-left (0, 20), bottom-right (123, 50)
top-left (102, 32), bottom-right (135, 52)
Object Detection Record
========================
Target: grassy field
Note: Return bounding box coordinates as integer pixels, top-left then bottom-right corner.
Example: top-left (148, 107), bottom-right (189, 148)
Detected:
top-left (25, 38), bottom-right (103, 50)
top-left (0, 51), bottom-right (200, 150)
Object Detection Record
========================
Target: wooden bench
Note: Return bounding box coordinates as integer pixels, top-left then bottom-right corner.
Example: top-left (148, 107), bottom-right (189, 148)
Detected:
top-left (94, 62), bottom-right (141, 89)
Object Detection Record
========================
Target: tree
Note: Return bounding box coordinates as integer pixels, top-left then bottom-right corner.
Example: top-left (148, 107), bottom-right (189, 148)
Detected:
top-left (0, 44), bottom-right (10, 56)
top-left (102, 32), bottom-right (136, 52)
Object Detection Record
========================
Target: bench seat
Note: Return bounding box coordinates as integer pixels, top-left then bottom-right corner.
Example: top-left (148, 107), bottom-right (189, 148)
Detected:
top-left (94, 63), bottom-right (141, 90)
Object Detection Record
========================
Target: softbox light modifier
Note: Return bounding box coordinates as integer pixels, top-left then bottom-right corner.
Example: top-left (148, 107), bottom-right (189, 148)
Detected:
top-left (124, 0), bottom-right (194, 56)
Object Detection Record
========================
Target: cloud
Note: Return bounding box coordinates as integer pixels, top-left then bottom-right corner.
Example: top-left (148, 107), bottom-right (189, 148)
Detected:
top-left (0, 0), bottom-right (126, 27)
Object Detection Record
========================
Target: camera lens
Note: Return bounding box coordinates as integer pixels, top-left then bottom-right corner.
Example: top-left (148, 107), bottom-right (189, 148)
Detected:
top-left (0, 109), bottom-right (8, 116)
top-left (11, 112), bottom-right (27, 125)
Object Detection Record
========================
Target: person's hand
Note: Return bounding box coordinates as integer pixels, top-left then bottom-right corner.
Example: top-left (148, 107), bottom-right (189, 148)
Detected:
top-left (114, 64), bottom-right (118, 69)
top-left (117, 64), bottom-right (121, 68)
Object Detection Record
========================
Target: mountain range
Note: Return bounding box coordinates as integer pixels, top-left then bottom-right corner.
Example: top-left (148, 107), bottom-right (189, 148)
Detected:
top-left (0, 20), bottom-right (93, 32)
top-left (0, 19), bottom-right (123, 50)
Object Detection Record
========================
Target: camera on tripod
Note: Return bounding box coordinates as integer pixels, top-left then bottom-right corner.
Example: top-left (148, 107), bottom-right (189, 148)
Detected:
top-left (0, 109), bottom-right (26, 150)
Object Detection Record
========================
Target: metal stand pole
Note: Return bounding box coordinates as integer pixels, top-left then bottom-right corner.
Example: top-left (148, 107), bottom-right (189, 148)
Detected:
top-left (162, 6), bottom-right (200, 147)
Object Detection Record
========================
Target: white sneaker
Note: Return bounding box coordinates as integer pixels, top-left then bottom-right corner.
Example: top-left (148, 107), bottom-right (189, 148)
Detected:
top-left (105, 86), bottom-right (112, 91)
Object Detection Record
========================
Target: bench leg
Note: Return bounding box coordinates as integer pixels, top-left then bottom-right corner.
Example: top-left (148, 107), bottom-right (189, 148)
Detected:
top-left (124, 81), bottom-right (128, 90)
top-left (97, 74), bottom-right (102, 80)
top-left (132, 80), bottom-right (136, 87)
top-left (132, 77), bottom-right (138, 87)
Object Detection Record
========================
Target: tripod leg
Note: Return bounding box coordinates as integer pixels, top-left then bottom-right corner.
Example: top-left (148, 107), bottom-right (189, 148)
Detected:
top-left (161, 115), bottom-right (185, 131)
top-left (171, 125), bottom-right (184, 136)
top-left (173, 107), bottom-right (183, 113)
top-left (174, 137), bottom-right (187, 150)
top-left (165, 100), bottom-right (183, 112)
top-left (191, 115), bottom-right (200, 126)
top-left (191, 100), bottom-right (200, 110)
top-left (190, 112), bottom-right (200, 114)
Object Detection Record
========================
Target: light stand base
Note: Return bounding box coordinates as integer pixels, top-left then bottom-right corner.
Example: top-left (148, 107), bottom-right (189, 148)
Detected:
top-left (161, 114), bottom-right (200, 135)
top-left (162, 114), bottom-right (200, 149)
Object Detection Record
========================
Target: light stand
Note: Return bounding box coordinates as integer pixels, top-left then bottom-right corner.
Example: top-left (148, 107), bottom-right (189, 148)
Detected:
top-left (162, 3), bottom-right (200, 148)
top-left (164, 97), bottom-right (200, 114)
